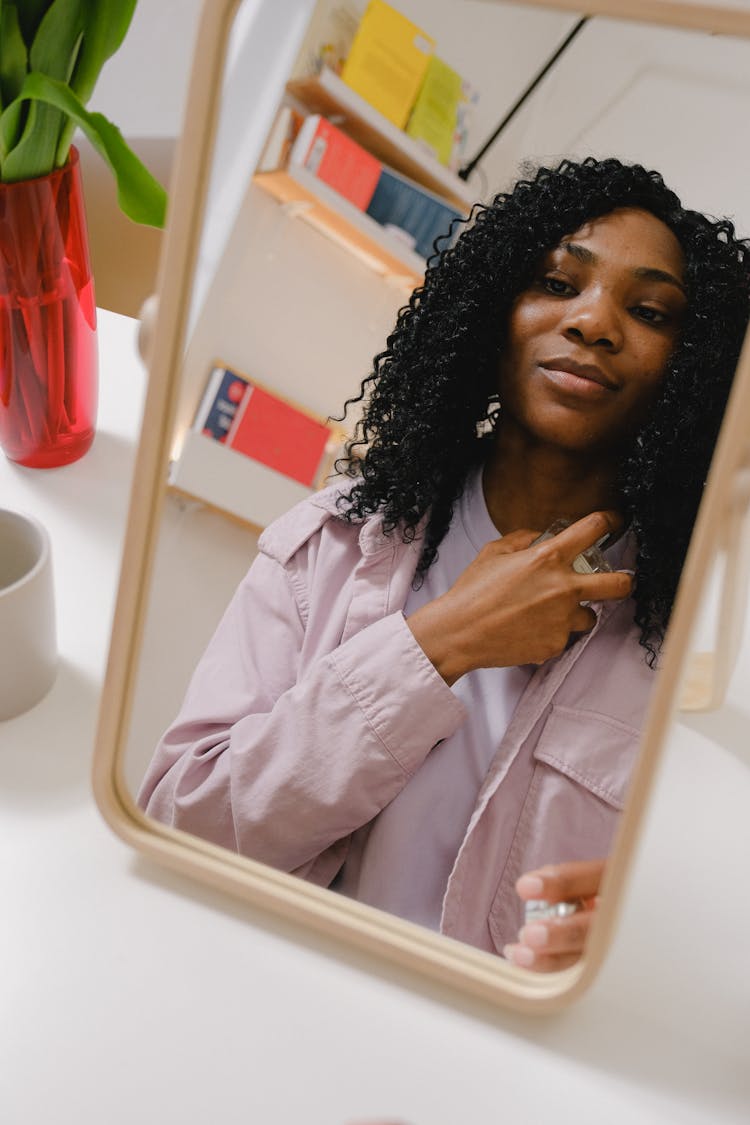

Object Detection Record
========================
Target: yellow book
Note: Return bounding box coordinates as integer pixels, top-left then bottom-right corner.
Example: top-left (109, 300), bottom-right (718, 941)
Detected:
top-left (340, 0), bottom-right (435, 129)
top-left (406, 56), bottom-right (463, 166)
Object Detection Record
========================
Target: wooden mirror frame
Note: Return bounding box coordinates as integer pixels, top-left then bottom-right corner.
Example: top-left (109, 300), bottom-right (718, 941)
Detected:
top-left (93, 0), bottom-right (750, 1013)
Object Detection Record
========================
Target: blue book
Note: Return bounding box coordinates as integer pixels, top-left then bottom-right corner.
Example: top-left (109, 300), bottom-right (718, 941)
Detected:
top-left (193, 365), bottom-right (251, 443)
top-left (366, 166), bottom-right (463, 259)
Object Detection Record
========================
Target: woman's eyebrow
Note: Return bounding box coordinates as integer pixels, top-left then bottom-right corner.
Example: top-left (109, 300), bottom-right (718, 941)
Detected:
top-left (633, 265), bottom-right (687, 294)
top-left (560, 242), bottom-right (686, 294)
top-left (561, 241), bottom-right (596, 265)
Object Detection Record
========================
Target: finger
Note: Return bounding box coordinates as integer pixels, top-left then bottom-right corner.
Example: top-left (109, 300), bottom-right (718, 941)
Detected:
top-left (518, 911), bottom-right (593, 957)
top-left (491, 528), bottom-right (541, 554)
top-left (502, 942), bottom-right (584, 973)
top-left (574, 569), bottom-right (633, 602)
top-left (570, 604), bottom-right (597, 634)
top-left (537, 510), bottom-right (623, 562)
top-left (516, 859), bottom-right (607, 903)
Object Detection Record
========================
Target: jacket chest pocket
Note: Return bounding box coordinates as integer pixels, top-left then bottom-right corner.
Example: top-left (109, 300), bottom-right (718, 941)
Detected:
top-left (487, 704), bottom-right (640, 954)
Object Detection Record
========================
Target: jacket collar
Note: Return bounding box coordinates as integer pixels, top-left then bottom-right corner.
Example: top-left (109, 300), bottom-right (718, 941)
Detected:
top-left (312, 481), bottom-right (640, 569)
top-left (311, 481), bottom-right (428, 559)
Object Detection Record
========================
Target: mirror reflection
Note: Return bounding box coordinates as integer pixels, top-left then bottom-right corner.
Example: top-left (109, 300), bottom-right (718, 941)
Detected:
top-left (121, 0), bottom-right (750, 974)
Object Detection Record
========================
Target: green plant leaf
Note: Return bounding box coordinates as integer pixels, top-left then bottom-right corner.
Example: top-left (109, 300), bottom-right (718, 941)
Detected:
top-left (0, 98), bottom-right (25, 164)
top-left (70, 0), bottom-right (138, 102)
top-left (0, 97), bottom-right (67, 178)
top-left (55, 0), bottom-right (138, 163)
top-left (3, 72), bottom-right (167, 227)
top-left (30, 0), bottom-right (85, 80)
top-left (3, 3), bottom-right (88, 188)
top-left (15, 0), bottom-right (53, 48)
top-left (0, 4), bottom-right (28, 108)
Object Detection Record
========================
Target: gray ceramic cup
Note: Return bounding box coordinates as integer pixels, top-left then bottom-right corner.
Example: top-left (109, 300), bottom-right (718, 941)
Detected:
top-left (0, 509), bottom-right (57, 720)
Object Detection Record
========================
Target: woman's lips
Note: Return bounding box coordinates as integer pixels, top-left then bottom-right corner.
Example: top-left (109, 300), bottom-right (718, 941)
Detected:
top-left (539, 361), bottom-right (617, 398)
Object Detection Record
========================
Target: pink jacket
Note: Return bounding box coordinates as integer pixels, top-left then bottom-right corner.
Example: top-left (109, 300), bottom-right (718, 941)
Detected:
top-left (139, 484), bottom-right (655, 955)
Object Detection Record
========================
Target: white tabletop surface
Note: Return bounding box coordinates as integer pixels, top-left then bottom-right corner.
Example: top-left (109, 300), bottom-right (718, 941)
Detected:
top-left (1, 309), bottom-right (749, 1125)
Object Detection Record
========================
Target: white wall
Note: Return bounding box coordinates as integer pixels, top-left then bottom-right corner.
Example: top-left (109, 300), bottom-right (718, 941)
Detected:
top-left (488, 15), bottom-right (750, 227)
top-left (91, 0), bottom-right (204, 137)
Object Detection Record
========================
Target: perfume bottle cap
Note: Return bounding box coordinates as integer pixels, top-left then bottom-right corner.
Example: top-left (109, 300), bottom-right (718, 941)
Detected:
top-left (524, 899), bottom-right (581, 924)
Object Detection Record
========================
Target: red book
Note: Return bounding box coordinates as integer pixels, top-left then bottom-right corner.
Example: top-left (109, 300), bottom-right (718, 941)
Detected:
top-left (290, 114), bottom-right (382, 210)
top-left (226, 384), bottom-right (333, 488)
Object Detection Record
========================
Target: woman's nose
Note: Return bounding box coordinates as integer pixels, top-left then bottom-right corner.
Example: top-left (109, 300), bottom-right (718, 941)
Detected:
top-left (563, 293), bottom-right (623, 350)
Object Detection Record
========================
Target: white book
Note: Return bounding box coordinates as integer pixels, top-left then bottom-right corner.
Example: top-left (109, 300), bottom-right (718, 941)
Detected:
top-left (257, 105), bottom-right (294, 172)
top-left (287, 112), bottom-right (324, 169)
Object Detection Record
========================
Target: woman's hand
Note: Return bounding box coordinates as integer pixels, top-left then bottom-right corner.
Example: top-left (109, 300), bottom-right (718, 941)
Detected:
top-left (406, 511), bottom-right (631, 684)
top-left (502, 859), bottom-right (606, 972)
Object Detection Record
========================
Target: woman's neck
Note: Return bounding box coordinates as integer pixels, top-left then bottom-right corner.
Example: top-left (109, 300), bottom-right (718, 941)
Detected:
top-left (482, 423), bottom-right (621, 535)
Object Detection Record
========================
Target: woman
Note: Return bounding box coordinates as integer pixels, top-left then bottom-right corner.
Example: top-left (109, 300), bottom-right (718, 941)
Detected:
top-left (139, 157), bottom-right (750, 972)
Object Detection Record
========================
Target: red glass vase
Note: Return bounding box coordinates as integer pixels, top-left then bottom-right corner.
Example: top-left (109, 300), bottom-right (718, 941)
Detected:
top-left (0, 146), bottom-right (97, 468)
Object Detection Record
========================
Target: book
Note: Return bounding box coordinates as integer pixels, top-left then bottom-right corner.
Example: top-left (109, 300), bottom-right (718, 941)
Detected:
top-left (295, 0), bottom-right (360, 77)
top-left (340, 0), bottom-right (435, 129)
top-left (226, 382), bottom-right (342, 489)
top-left (192, 365), bottom-right (251, 443)
top-left (256, 105), bottom-right (305, 173)
top-left (366, 165), bottom-right (464, 259)
top-left (406, 56), bottom-right (463, 167)
top-left (449, 77), bottom-right (480, 173)
top-left (288, 114), bottom-right (382, 210)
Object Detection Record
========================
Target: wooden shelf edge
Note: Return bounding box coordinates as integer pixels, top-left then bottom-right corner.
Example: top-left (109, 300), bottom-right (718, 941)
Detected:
top-left (166, 483), bottom-right (265, 536)
top-left (169, 430), bottom-right (315, 531)
top-left (287, 68), bottom-right (475, 213)
top-left (253, 166), bottom-right (425, 288)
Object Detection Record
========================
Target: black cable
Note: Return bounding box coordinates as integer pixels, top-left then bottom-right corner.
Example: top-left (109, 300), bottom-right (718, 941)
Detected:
top-left (457, 16), bottom-right (590, 182)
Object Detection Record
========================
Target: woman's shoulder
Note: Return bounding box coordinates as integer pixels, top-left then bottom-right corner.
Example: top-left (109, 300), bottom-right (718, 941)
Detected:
top-left (257, 478), bottom-right (377, 568)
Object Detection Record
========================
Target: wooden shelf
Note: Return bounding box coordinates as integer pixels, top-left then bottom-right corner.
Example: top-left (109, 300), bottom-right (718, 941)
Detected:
top-left (286, 68), bottom-right (475, 214)
top-left (253, 164), bottom-right (427, 288)
top-left (168, 430), bottom-right (314, 531)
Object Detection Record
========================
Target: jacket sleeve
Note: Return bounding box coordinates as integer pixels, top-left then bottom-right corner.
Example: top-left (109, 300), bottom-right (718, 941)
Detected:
top-left (137, 549), bottom-right (466, 882)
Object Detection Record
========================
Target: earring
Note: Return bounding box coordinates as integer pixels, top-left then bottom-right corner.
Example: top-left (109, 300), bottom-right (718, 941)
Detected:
top-left (476, 394), bottom-right (501, 436)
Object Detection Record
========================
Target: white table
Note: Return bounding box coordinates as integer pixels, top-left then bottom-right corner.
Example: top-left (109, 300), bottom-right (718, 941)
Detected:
top-left (1, 310), bottom-right (748, 1125)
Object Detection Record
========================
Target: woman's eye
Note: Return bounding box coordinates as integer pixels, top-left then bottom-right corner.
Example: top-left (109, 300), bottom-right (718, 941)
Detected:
top-left (541, 275), bottom-right (575, 296)
top-left (632, 305), bottom-right (668, 326)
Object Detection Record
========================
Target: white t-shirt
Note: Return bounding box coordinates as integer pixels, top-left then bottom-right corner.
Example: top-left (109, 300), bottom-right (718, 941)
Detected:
top-left (336, 466), bottom-right (532, 929)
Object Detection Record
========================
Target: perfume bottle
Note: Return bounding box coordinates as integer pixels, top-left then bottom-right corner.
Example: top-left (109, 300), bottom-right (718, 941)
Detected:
top-left (532, 518), bottom-right (613, 574)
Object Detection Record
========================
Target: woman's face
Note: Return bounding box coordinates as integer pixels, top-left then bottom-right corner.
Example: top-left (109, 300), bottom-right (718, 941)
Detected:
top-left (497, 207), bottom-right (687, 454)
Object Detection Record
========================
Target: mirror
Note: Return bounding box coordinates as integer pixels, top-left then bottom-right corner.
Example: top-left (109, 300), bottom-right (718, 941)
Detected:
top-left (94, 0), bottom-right (750, 1011)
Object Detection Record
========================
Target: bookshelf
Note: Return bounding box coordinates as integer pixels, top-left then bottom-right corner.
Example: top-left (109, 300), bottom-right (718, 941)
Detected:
top-left (253, 164), bottom-right (427, 288)
top-left (168, 431), bottom-right (319, 531)
top-left (286, 68), bottom-right (475, 213)
top-left (251, 67), bottom-right (475, 291)
top-left (173, 72), bottom-right (477, 532)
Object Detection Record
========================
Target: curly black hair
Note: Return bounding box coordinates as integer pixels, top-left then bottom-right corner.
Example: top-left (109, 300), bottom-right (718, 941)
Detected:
top-left (336, 157), bottom-right (750, 664)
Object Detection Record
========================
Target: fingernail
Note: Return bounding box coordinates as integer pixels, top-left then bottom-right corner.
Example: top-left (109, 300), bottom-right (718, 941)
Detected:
top-left (516, 875), bottom-right (544, 897)
top-left (520, 923), bottom-right (549, 949)
top-left (503, 943), bottom-right (536, 968)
